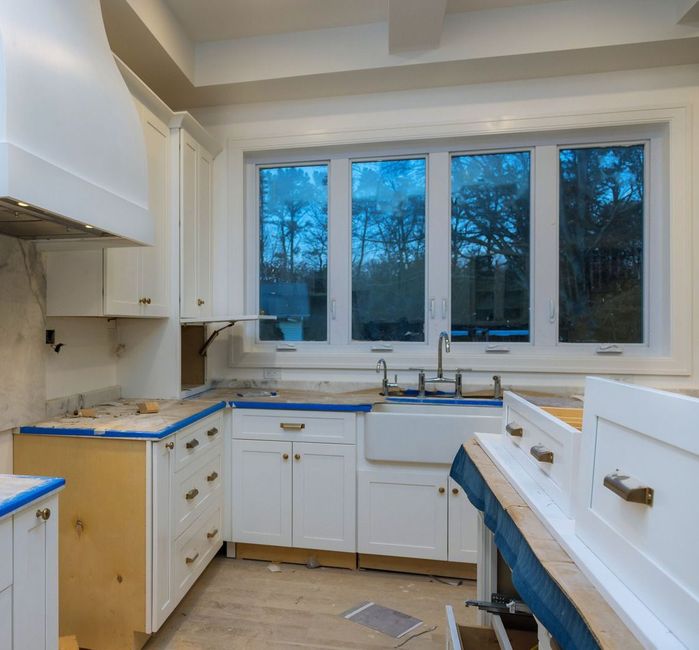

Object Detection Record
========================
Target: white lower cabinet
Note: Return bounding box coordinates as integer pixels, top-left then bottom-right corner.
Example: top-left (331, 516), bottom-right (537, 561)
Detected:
top-left (358, 470), bottom-right (477, 563)
top-left (231, 437), bottom-right (356, 553)
top-left (5, 494), bottom-right (59, 650)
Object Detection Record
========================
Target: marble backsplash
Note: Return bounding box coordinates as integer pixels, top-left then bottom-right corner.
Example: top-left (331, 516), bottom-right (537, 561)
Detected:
top-left (0, 234), bottom-right (47, 431)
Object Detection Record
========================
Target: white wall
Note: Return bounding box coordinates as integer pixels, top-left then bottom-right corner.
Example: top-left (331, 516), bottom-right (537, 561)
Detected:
top-left (194, 64), bottom-right (699, 391)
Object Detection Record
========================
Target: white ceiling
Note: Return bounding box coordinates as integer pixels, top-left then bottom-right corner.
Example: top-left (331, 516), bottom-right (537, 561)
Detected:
top-left (163, 0), bottom-right (559, 42)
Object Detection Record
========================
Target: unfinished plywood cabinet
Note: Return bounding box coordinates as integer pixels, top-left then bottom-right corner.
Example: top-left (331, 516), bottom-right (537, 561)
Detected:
top-left (173, 115), bottom-right (220, 320)
top-left (14, 411), bottom-right (225, 650)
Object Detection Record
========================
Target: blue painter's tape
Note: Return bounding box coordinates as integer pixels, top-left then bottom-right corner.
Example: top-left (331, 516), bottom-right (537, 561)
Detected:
top-left (230, 401), bottom-right (373, 413)
top-left (18, 401), bottom-right (227, 441)
top-left (385, 397), bottom-right (503, 407)
top-left (0, 476), bottom-right (66, 519)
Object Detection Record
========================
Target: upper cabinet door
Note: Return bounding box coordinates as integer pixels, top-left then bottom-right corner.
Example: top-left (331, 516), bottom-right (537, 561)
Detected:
top-left (292, 442), bottom-right (356, 553)
top-left (180, 131), bottom-right (199, 319)
top-left (196, 149), bottom-right (213, 318)
top-left (138, 106), bottom-right (171, 318)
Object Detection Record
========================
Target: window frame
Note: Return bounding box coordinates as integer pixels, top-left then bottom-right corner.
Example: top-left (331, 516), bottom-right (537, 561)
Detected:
top-left (239, 117), bottom-right (681, 375)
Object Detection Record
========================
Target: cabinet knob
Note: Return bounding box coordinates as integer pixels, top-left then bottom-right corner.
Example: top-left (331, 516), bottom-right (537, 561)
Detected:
top-left (36, 508), bottom-right (51, 521)
top-left (438, 487), bottom-right (445, 494)
top-left (207, 471), bottom-right (219, 482)
top-left (186, 438), bottom-right (200, 450)
top-left (294, 453), bottom-right (301, 461)
top-left (138, 297), bottom-right (146, 304)
top-left (282, 453), bottom-right (289, 460)
top-left (197, 298), bottom-right (205, 306)
top-left (145, 297), bottom-right (152, 305)
top-left (185, 488), bottom-right (199, 501)
top-left (452, 487), bottom-right (459, 495)
top-left (165, 441), bottom-right (174, 450)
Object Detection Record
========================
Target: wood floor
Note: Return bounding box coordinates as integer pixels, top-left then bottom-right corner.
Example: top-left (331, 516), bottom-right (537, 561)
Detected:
top-left (145, 555), bottom-right (478, 649)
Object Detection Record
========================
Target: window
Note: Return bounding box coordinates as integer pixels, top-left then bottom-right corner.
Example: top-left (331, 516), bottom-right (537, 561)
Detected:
top-left (351, 158), bottom-right (426, 341)
top-left (248, 127), bottom-right (665, 367)
top-left (451, 151), bottom-right (531, 343)
top-left (558, 144), bottom-right (645, 344)
top-left (258, 164), bottom-right (328, 341)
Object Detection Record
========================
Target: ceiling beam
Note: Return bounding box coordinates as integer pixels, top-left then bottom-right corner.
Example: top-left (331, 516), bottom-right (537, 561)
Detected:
top-left (388, 0), bottom-right (448, 53)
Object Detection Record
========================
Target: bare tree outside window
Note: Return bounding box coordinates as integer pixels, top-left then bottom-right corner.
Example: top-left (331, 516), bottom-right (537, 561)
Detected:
top-left (559, 145), bottom-right (644, 343)
top-left (258, 164), bottom-right (328, 341)
top-left (351, 158), bottom-right (426, 341)
top-left (451, 151), bottom-right (531, 343)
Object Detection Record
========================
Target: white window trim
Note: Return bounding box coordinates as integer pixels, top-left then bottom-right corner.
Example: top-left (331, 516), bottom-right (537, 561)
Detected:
top-left (232, 104), bottom-right (691, 376)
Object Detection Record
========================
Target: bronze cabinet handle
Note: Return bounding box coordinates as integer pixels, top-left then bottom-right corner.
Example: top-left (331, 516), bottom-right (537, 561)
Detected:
top-left (207, 427), bottom-right (219, 437)
top-left (206, 528), bottom-right (218, 540)
top-left (294, 453), bottom-right (301, 460)
top-left (165, 441), bottom-right (174, 450)
top-left (207, 471), bottom-right (218, 482)
top-left (603, 472), bottom-right (654, 506)
top-left (197, 298), bottom-right (205, 306)
top-left (530, 444), bottom-right (554, 464)
top-left (186, 438), bottom-right (200, 450)
top-left (185, 552), bottom-right (199, 565)
top-left (185, 488), bottom-right (199, 500)
top-left (452, 487), bottom-right (459, 495)
top-left (280, 422), bottom-right (305, 431)
top-left (282, 453), bottom-right (289, 460)
top-left (438, 487), bottom-right (445, 494)
top-left (36, 508), bottom-right (51, 521)
top-left (506, 423), bottom-right (523, 437)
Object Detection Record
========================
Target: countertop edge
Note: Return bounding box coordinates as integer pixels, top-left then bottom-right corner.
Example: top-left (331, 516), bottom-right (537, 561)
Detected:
top-left (0, 477), bottom-right (66, 520)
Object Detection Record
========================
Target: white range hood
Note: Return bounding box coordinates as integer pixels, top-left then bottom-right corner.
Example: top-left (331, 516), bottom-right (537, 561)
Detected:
top-left (0, 0), bottom-right (154, 246)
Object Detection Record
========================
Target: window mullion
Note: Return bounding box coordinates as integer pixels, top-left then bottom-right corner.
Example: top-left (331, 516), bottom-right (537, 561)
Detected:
top-left (532, 145), bottom-right (559, 348)
top-left (328, 158), bottom-right (351, 345)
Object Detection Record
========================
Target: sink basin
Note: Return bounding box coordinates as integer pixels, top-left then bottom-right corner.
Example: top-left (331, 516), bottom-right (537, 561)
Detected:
top-left (384, 395), bottom-right (502, 407)
top-left (365, 402), bottom-right (503, 464)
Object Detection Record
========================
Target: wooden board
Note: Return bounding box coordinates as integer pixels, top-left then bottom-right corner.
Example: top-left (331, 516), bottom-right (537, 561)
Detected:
top-left (541, 406), bottom-right (584, 430)
top-left (359, 554), bottom-right (477, 580)
top-left (14, 436), bottom-right (149, 650)
top-left (236, 543), bottom-right (357, 570)
top-left (463, 439), bottom-right (642, 650)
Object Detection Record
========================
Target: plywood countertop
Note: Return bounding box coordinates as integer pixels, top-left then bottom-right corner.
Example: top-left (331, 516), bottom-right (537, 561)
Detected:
top-left (18, 398), bottom-right (226, 440)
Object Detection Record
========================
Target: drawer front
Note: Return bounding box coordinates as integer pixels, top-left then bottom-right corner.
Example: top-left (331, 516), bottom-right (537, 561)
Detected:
top-left (0, 518), bottom-right (11, 591)
top-left (576, 379), bottom-right (699, 649)
top-left (0, 586), bottom-right (10, 650)
top-left (503, 392), bottom-right (579, 516)
top-left (174, 412), bottom-right (224, 472)
top-left (174, 501), bottom-right (223, 598)
top-left (174, 445), bottom-right (223, 538)
top-left (233, 410), bottom-right (355, 444)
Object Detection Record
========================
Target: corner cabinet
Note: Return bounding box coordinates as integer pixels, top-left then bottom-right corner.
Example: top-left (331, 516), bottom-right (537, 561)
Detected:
top-left (172, 115), bottom-right (220, 320)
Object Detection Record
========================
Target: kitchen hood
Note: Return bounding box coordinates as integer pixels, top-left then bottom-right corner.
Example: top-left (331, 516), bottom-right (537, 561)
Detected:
top-left (0, 0), bottom-right (154, 245)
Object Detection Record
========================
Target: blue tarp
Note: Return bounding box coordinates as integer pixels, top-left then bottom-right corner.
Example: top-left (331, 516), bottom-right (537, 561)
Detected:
top-left (450, 445), bottom-right (601, 650)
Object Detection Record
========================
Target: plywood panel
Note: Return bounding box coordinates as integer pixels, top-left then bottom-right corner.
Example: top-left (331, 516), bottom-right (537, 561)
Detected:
top-left (236, 543), bottom-right (357, 570)
top-left (14, 435), bottom-right (148, 650)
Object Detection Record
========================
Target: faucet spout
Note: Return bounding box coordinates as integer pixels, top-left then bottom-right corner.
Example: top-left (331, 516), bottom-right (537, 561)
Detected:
top-left (437, 331), bottom-right (451, 378)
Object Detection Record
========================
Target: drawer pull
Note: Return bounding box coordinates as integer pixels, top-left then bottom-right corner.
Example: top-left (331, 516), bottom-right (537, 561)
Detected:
top-left (185, 488), bottom-right (199, 500)
top-left (207, 471), bottom-right (219, 482)
top-left (185, 552), bottom-right (199, 565)
top-left (280, 422), bottom-right (305, 431)
top-left (530, 444), bottom-right (554, 464)
top-left (506, 423), bottom-right (523, 437)
top-left (186, 438), bottom-right (200, 450)
top-left (207, 427), bottom-right (219, 437)
top-left (36, 508), bottom-right (51, 521)
top-left (603, 472), bottom-right (654, 506)
top-left (206, 528), bottom-right (219, 540)
top-left (165, 441), bottom-right (174, 450)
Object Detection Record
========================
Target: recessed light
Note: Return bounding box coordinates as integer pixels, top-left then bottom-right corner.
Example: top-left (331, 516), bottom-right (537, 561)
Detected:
top-left (85, 224), bottom-right (94, 229)
top-left (16, 201), bottom-right (29, 207)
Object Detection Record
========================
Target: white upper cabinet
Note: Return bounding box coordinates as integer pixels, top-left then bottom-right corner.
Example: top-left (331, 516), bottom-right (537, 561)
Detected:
top-left (178, 126), bottom-right (215, 320)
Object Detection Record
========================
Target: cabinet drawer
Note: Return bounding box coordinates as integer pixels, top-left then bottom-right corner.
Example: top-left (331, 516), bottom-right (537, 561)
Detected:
top-left (502, 392), bottom-right (580, 516)
top-left (174, 446), bottom-right (223, 538)
top-left (174, 500), bottom-right (223, 598)
top-left (0, 518), bottom-right (11, 591)
top-left (0, 586), bottom-right (10, 650)
top-left (174, 412), bottom-right (223, 472)
top-left (233, 410), bottom-right (355, 444)
top-left (575, 379), bottom-right (699, 649)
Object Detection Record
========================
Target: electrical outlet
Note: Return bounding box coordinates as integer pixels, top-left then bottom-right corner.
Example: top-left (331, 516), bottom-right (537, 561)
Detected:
top-left (45, 329), bottom-right (55, 345)
top-left (263, 368), bottom-right (281, 381)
